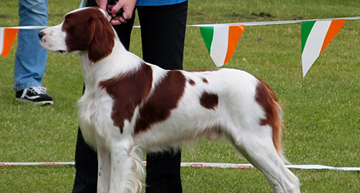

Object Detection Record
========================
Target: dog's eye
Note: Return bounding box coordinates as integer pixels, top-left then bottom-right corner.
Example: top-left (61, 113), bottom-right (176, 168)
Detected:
top-left (64, 19), bottom-right (71, 26)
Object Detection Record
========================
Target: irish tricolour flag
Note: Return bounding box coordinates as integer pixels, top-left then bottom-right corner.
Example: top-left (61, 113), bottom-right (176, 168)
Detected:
top-left (0, 28), bottom-right (19, 57)
top-left (301, 19), bottom-right (346, 77)
top-left (200, 25), bottom-right (244, 67)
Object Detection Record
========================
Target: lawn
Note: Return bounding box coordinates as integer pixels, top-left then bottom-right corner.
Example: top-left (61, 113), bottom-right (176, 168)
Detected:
top-left (1, 0), bottom-right (360, 192)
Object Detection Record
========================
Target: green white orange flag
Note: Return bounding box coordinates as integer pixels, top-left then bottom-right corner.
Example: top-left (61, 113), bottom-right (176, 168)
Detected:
top-left (0, 28), bottom-right (19, 57)
top-left (200, 25), bottom-right (244, 67)
top-left (301, 19), bottom-right (346, 77)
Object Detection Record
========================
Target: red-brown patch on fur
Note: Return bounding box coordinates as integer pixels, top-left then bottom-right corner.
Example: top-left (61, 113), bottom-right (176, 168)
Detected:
top-left (202, 78), bottom-right (209, 84)
top-left (63, 8), bottom-right (115, 62)
top-left (200, 92), bottom-right (219, 110)
top-left (188, 79), bottom-right (196, 86)
top-left (255, 78), bottom-right (283, 157)
top-left (99, 63), bottom-right (153, 133)
top-left (134, 71), bottom-right (186, 134)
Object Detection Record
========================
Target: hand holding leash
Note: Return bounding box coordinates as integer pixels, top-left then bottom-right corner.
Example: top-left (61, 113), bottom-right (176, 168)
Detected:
top-left (108, 6), bottom-right (126, 24)
top-left (107, 0), bottom-right (136, 25)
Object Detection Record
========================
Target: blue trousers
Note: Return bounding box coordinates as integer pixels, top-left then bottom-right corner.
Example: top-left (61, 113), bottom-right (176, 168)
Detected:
top-left (14, 0), bottom-right (48, 91)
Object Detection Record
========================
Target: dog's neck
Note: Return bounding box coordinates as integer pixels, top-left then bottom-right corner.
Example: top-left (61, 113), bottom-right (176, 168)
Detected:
top-left (79, 37), bottom-right (144, 90)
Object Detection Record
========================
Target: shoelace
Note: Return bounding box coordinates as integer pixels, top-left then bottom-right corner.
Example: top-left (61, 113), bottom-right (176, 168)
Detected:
top-left (29, 87), bottom-right (47, 95)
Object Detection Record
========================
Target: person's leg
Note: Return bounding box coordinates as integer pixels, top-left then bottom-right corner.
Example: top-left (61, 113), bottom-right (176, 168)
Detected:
top-left (14, 0), bottom-right (48, 91)
top-left (72, 128), bottom-right (98, 193)
top-left (72, 1), bottom-right (136, 193)
top-left (138, 2), bottom-right (187, 70)
top-left (145, 150), bottom-right (183, 193)
top-left (138, 2), bottom-right (188, 193)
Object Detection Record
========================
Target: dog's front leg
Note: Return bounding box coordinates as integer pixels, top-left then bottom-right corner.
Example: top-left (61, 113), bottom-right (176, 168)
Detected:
top-left (109, 139), bottom-right (138, 193)
top-left (97, 146), bottom-right (111, 193)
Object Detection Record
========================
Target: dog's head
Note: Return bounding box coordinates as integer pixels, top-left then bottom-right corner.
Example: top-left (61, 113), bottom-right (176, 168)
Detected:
top-left (39, 7), bottom-right (116, 62)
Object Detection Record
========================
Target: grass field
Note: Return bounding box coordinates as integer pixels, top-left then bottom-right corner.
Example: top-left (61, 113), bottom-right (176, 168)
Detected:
top-left (1, 0), bottom-right (360, 192)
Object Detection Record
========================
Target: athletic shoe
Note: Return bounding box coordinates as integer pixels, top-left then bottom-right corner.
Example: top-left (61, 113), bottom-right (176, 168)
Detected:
top-left (15, 87), bottom-right (54, 105)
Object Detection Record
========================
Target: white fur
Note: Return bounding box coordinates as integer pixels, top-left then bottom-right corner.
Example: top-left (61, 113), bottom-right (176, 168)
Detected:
top-left (39, 7), bottom-right (300, 193)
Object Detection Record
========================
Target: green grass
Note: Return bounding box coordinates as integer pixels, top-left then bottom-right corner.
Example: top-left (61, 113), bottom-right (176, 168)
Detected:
top-left (1, 0), bottom-right (360, 192)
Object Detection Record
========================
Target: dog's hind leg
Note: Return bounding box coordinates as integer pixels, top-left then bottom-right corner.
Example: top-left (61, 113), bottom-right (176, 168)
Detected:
top-left (109, 139), bottom-right (144, 193)
top-left (97, 146), bottom-right (111, 193)
top-left (227, 126), bottom-right (300, 193)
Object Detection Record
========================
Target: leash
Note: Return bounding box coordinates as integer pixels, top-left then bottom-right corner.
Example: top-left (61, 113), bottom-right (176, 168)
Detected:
top-left (107, 0), bottom-right (126, 24)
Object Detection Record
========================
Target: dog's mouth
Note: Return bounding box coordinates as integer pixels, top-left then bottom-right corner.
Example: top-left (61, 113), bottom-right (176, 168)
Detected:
top-left (57, 50), bottom-right (67, 54)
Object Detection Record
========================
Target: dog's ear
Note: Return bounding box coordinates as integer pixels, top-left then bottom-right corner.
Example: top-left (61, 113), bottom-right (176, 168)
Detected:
top-left (87, 16), bottom-right (115, 63)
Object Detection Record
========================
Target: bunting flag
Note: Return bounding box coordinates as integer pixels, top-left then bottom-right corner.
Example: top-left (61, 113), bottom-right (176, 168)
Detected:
top-left (0, 28), bottom-right (19, 57)
top-left (200, 25), bottom-right (245, 67)
top-left (301, 19), bottom-right (346, 77)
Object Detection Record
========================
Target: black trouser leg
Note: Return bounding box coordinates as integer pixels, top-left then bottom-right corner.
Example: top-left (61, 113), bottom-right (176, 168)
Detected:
top-left (138, 2), bottom-right (188, 193)
top-left (72, 128), bottom-right (98, 193)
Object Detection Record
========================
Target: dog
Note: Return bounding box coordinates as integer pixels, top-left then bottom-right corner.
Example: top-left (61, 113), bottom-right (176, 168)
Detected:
top-left (39, 7), bottom-right (300, 193)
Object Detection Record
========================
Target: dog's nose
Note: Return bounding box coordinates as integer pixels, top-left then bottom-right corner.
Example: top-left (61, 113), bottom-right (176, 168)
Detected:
top-left (38, 31), bottom-right (45, 40)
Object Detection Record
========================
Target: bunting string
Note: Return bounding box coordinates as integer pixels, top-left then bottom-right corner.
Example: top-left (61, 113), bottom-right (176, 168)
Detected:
top-left (3, 15), bottom-right (360, 29)
top-left (2, 16), bottom-right (360, 76)
top-left (188, 16), bottom-right (360, 27)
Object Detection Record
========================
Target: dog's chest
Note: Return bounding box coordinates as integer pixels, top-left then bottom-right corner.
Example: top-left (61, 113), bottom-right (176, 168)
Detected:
top-left (78, 89), bottom-right (115, 146)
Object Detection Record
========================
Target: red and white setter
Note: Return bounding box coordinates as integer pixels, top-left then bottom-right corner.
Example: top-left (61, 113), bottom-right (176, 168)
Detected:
top-left (39, 7), bottom-right (300, 193)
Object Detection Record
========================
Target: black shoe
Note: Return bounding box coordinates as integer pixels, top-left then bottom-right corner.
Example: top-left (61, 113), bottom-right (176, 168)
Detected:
top-left (16, 87), bottom-right (54, 105)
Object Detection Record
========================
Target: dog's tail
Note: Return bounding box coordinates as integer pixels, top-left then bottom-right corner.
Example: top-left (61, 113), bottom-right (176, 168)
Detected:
top-left (255, 78), bottom-right (288, 163)
top-left (272, 104), bottom-right (288, 163)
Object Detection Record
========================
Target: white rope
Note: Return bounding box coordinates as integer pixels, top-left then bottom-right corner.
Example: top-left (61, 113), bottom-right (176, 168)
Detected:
top-left (0, 26), bottom-right (47, 29)
top-left (1, 162), bottom-right (359, 171)
top-left (188, 16), bottom-right (360, 27)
